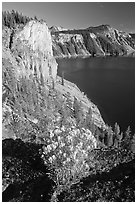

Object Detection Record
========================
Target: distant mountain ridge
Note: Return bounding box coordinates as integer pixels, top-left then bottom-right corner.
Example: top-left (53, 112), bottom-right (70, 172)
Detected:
top-left (2, 11), bottom-right (134, 58)
top-left (50, 24), bottom-right (135, 58)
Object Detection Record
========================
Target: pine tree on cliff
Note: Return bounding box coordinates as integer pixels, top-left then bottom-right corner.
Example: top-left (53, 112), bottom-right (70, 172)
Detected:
top-left (2, 10), bottom-right (33, 28)
top-left (118, 132), bottom-right (123, 148)
top-left (85, 107), bottom-right (96, 134)
top-left (61, 71), bottom-right (65, 86)
top-left (130, 134), bottom-right (135, 153)
top-left (34, 15), bottom-right (38, 21)
top-left (122, 126), bottom-right (132, 150)
top-left (73, 97), bottom-right (83, 126)
top-left (113, 122), bottom-right (121, 148)
top-left (106, 126), bottom-right (113, 147)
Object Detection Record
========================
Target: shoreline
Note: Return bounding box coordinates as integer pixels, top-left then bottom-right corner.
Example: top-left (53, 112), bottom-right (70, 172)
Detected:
top-left (55, 52), bottom-right (135, 60)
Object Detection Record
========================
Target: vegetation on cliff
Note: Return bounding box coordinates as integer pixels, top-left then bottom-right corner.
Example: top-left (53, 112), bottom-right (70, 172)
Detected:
top-left (2, 10), bottom-right (33, 28)
top-left (2, 12), bottom-right (135, 202)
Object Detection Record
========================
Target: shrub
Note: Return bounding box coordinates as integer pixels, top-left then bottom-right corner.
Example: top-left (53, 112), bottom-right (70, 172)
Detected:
top-left (40, 126), bottom-right (97, 186)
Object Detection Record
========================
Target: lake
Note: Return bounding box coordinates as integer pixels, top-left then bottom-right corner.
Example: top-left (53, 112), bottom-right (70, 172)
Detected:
top-left (57, 57), bottom-right (135, 133)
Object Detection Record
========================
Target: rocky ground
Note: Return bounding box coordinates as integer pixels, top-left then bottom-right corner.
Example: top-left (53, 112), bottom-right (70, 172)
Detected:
top-left (57, 159), bottom-right (135, 202)
top-left (2, 138), bottom-right (135, 202)
top-left (2, 139), bottom-right (55, 202)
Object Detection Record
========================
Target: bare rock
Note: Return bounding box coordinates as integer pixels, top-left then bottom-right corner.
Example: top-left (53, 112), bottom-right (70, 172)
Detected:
top-left (12, 20), bottom-right (58, 85)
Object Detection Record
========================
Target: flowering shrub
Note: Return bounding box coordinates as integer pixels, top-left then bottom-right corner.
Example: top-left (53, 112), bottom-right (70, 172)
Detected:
top-left (40, 125), bottom-right (97, 185)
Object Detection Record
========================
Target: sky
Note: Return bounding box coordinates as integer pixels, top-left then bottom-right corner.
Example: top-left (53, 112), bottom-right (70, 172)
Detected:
top-left (2, 2), bottom-right (135, 33)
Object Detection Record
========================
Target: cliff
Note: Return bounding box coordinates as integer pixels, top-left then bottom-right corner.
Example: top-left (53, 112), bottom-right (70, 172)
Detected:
top-left (2, 20), bottom-right (105, 197)
top-left (10, 21), bottom-right (57, 85)
top-left (2, 20), bottom-right (105, 139)
top-left (2, 20), bottom-right (135, 201)
top-left (51, 25), bottom-right (135, 58)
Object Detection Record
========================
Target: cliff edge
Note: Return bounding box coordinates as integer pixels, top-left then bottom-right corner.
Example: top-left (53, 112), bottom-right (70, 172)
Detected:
top-left (51, 25), bottom-right (135, 58)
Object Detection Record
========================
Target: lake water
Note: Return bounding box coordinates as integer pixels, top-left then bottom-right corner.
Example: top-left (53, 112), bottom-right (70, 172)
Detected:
top-left (57, 57), bottom-right (135, 133)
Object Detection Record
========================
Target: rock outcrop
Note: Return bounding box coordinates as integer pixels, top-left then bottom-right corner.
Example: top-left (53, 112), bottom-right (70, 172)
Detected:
top-left (11, 20), bottom-right (58, 85)
top-left (50, 26), bottom-right (67, 32)
top-left (51, 24), bottom-right (135, 58)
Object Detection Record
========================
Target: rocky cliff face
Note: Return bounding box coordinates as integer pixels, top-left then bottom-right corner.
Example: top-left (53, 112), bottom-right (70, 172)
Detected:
top-left (2, 20), bottom-right (59, 142)
top-left (2, 20), bottom-right (107, 198)
top-left (11, 20), bottom-right (58, 85)
top-left (50, 26), bottom-right (67, 32)
top-left (2, 20), bottom-right (105, 138)
top-left (51, 25), bottom-right (135, 58)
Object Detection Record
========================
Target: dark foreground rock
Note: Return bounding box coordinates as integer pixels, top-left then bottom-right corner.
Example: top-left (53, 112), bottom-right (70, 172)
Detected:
top-left (2, 139), bottom-right (135, 202)
top-left (57, 159), bottom-right (135, 202)
top-left (3, 174), bottom-right (55, 202)
top-left (2, 139), bottom-right (55, 202)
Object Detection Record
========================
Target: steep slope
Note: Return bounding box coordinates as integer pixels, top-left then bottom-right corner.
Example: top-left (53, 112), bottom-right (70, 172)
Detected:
top-left (51, 24), bottom-right (135, 58)
top-left (2, 20), bottom-right (58, 142)
top-left (2, 20), bottom-right (106, 140)
top-left (11, 21), bottom-right (57, 85)
top-left (2, 20), bottom-right (135, 201)
top-left (2, 20), bottom-right (106, 197)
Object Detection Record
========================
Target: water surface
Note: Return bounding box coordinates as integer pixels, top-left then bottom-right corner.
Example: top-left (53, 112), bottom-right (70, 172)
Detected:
top-left (57, 57), bottom-right (135, 133)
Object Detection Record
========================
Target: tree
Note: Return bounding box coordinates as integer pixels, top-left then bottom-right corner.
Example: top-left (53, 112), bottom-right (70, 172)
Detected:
top-left (85, 107), bottom-right (97, 134)
top-left (2, 10), bottom-right (33, 28)
top-left (117, 132), bottom-right (123, 148)
top-left (61, 71), bottom-right (65, 86)
top-left (130, 134), bottom-right (135, 153)
top-left (85, 107), bottom-right (93, 129)
top-left (9, 30), bottom-right (15, 49)
top-left (94, 127), bottom-right (101, 146)
top-left (73, 97), bottom-right (84, 126)
top-left (34, 15), bottom-right (38, 21)
top-left (106, 126), bottom-right (113, 147)
top-left (114, 123), bottom-right (121, 148)
top-left (122, 126), bottom-right (132, 150)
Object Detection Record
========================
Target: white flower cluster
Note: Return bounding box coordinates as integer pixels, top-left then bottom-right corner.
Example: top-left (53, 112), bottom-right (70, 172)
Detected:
top-left (41, 125), bottom-right (97, 173)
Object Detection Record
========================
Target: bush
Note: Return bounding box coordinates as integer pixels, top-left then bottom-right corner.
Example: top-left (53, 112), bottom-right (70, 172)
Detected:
top-left (41, 126), bottom-right (97, 186)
